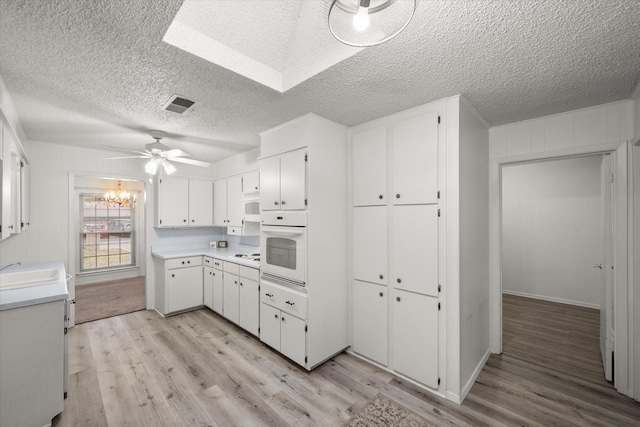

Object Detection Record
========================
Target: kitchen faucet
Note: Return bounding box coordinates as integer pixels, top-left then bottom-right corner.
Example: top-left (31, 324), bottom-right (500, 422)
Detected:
top-left (0, 262), bottom-right (21, 271)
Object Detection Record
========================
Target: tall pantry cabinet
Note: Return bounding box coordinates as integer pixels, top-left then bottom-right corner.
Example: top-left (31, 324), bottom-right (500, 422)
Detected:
top-left (350, 96), bottom-right (490, 403)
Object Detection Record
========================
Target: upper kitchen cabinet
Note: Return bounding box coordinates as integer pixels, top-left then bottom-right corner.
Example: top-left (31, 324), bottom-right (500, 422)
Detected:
top-left (392, 112), bottom-right (439, 205)
top-left (0, 121), bottom-right (29, 240)
top-left (352, 126), bottom-right (387, 206)
top-left (155, 176), bottom-right (213, 227)
top-left (260, 149), bottom-right (306, 211)
top-left (242, 170), bottom-right (260, 193)
top-left (214, 175), bottom-right (242, 227)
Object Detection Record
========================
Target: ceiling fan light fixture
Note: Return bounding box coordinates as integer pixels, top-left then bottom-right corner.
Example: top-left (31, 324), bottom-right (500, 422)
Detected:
top-left (162, 159), bottom-right (177, 175)
top-left (328, 0), bottom-right (416, 47)
top-left (145, 158), bottom-right (158, 175)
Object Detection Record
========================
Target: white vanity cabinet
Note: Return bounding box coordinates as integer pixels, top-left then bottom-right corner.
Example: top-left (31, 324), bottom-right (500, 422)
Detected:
top-left (260, 282), bottom-right (307, 366)
top-left (352, 126), bottom-right (387, 207)
top-left (260, 148), bottom-right (307, 211)
top-left (154, 256), bottom-right (203, 316)
top-left (156, 177), bottom-right (213, 227)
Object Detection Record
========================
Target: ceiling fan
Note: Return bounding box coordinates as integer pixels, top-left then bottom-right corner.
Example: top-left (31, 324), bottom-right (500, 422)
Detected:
top-left (105, 130), bottom-right (211, 175)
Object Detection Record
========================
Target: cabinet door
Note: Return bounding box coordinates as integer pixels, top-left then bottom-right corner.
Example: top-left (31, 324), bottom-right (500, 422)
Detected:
top-left (392, 290), bottom-right (439, 388)
top-left (226, 175), bottom-right (244, 227)
top-left (260, 303), bottom-right (281, 351)
top-left (393, 205), bottom-right (439, 297)
top-left (260, 156), bottom-right (281, 211)
top-left (212, 269), bottom-right (224, 314)
top-left (353, 126), bottom-right (387, 206)
top-left (352, 280), bottom-right (388, 365)
top-left (279, 149), bottom-right (306, 210)
top-left (159, 177), bottom-right (189, 227)
top-left (189, 179), bottom-right (213, 226)
top-left (213, 179), bottom-right (227, 226)
top-left (0, 125), bottom-right (11, 239)
top-left (392, 112), bottom-right (439, 205)
top-left (203, 266), bottom-right (214, 309)
top-left (223, 273), bottom-right (239, 324)
top-left (10, 153), bottom-right (20, 234)
top-left (280, 312), bottom-right (306, 366)
top-left (20, 162), bottom-right (29, 231)
top-left (353, 206), bottom-right (387, 285)
top-left (242, 170), bottom-right (260, 192)
top-left (239, 277), bottom-right (259, 336)
top-left (167, 266), bottom-right (203, 313)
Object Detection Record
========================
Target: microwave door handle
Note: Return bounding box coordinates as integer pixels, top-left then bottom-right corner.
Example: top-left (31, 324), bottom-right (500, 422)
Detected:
top-left (262, 228), bottom-right (305, 237)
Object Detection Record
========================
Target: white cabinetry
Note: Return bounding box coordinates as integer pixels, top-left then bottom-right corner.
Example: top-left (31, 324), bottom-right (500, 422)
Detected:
top-left (260, 282), bottom-right (307, 366)
top-left (214, 174), bottom-right (255, 235)
top-left (352, 126), bottom-right (387, 206)
top-left (154, 256), bottom-right (203, 316)
top-left (352, 280), bottom-right (387, 365)
top-left (260, 149), bottom-right (306, 211)
top-left (238, 267), bottom-right (260, 336)
top-left (392, 289), bottom-right (439, 388)
top-left (213, 178), bottom-right (227, 226)
top-left (392, 112), bottom-right (439, 205)
top-left (351, 107), bottom-right (442, 390)
top-left (223, 266), bottom-right (240, 323)
top-left (1, 123), bottom-right (28, 240)
top-left (242, 170), bottom-right (260, 193)
top-left (212, 259), bottom-right (223, 314)
top-left (156, 177), bottom-right (213, 227)
top-left (352, 206), bottom-right (387, 285)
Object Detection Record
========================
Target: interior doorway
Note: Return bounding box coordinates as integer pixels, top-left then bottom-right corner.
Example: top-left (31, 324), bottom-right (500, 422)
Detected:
top-left (500, 154), bottom-right (613, 383)
top-left (69, 175), bottom-right (147, 325)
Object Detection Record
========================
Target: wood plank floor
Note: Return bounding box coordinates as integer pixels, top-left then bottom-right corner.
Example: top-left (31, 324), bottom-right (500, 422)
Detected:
top-left (53, 296), bottom-right (640, 426)
top-left (75, 276), bottom-right (145, 324)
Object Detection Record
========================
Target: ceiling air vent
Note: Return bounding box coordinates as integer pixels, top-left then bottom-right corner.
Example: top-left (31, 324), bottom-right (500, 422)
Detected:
top-left (161, 94), bottom-right (195, 114)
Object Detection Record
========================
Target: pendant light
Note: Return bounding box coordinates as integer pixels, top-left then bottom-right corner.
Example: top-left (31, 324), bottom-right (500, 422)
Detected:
top-left (328, 0), bottom-right (416, 47)
top-left (104, 181), bottom-right (135, 208)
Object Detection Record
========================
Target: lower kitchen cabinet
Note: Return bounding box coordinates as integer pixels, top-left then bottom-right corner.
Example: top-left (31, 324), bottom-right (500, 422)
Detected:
top-left (223, 272), bottom-right (240, 324)
top-left (352, 280), bottom-right (388, 365)
top-left (154, 256), bottom-right (203, 316)
top-left (212, 263), bottom-right (224, 314)
top-left (238, 271), bottom-right (259, 336)
top-left (204, 264), bottom-right (214, 309)
top-left (260, 282), bottom-right (307, 366)
top-left (392, 289), bottom-right (439, 388)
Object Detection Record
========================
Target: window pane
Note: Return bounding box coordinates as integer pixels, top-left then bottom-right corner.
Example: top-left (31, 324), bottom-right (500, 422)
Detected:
top-left (80, 193), bottom-right (136, 272)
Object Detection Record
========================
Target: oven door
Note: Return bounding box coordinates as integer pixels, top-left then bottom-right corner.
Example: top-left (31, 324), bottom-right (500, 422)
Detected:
top-left (260, 225), bottom-right (306, 284)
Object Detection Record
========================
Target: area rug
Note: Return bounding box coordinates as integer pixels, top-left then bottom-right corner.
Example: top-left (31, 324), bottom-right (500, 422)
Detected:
top-left (348, 394), bottom-right (434, 427)
top-left (75, 276), bottom-right (145, 324)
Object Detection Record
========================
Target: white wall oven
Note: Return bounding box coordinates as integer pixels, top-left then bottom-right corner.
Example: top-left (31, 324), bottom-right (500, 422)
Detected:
top-left (260, 211), bottom-right (307, 288)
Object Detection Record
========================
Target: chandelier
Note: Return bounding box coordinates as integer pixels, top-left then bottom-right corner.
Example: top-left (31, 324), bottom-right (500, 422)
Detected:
top-left (104, 181), bottom-right (135, 208)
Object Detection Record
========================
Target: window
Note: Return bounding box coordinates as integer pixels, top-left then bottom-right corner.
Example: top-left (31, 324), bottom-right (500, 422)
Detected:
top-left (80, 194), bottom-right (135, 271)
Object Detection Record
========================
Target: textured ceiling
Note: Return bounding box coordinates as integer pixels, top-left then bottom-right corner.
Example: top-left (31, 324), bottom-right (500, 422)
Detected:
top-left (0, 0), bottom-right (639, 164)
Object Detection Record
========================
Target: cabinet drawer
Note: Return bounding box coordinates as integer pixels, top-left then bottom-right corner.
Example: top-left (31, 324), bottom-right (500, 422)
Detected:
top-left (240, 266), bottom-right (259, 281)
top-left (203, 256), bottom-right (214, 267)
top-left (228, 226), bottom-right (243, 235)
top-left (212, 258), bottom-right (223, 270)
top-left (261, 282), bottom-right (307, 319)
top-left (166, 256), bottom-right (202, 269)
top-left (223, 261), bottom-right (240, 275)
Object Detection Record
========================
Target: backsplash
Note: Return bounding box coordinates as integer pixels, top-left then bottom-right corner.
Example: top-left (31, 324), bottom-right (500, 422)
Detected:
top-left (153, 227), bottom-right (259, 250)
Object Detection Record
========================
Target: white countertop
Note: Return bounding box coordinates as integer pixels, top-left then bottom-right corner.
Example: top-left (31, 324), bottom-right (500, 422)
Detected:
top-left (0, 261), bottom-right (69, 311)
top-left (151, 245), bottom-right (260, 269)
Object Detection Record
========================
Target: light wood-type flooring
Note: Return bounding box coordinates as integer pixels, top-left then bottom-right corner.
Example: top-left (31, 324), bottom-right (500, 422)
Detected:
top-left (74, 276), bottom-right (145, 324)
top-left (53, 295), bottom-right (640, 426)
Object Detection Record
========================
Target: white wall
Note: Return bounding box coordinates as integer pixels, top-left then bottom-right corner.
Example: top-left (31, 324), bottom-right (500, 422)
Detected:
top-left (214, 147), bottom-right (259, 179)
top-left (457, 99), bottom-right (490, 399)
top-left (502, 156), bottom-right (603, 308)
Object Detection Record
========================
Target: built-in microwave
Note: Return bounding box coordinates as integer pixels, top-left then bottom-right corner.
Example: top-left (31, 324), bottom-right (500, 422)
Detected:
top-left (260, 211), bottom-right (307, 286)
top-left (243, 196), bottom-right (260, 223)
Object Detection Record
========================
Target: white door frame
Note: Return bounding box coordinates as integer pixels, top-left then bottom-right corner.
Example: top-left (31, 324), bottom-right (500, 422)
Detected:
top-left (489, 140), bottom-right (633, 398)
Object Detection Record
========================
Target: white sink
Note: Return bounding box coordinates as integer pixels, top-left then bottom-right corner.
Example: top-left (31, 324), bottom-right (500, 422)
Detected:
top-left (0, 269), bottom-right (63, 291)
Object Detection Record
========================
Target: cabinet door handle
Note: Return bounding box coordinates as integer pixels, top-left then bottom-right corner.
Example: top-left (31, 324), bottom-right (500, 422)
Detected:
top-left (234, 280), bottom-right (237, 284)
top-left (285, 301), bottom-right (295, 306)
top-left (396, 296), bottom-right (401, 302)
top-left (265, 293), bottom-right (274, 297)
top-left (281, 201), bottom-right (286, 205)
top-left (183, 219), bottom-right (187, 222)
top-left (171, 274), bottom-right (175, 278)
top-left (379, 194), bottom-right (383, 199)
top-left (240, 282), bottom-right (243, 287)
top-left (379, 292), bottom-right (384, 297)
top-left (379, 274), bottom-right (384, 280)
top-left (274, 201), bottom-right (279, 205)
top-left (191, 219), bottom-right (195, 222)
top-left (396, 194), bottom-right (400, 199)
top-left (397, 278), bottom-right (401, 283)
top-left (281, 316), bottom-right (285, 321)
top-left (182, 261), bottom-right (185, 265)
top-left (187, 261), bottom-right (191, 264)
top-left (274, 314), bottom-right (278, 319)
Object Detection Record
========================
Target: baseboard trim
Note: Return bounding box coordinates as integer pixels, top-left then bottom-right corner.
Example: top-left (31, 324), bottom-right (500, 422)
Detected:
top-left (460, 348), bottom-right (491, 402)
top-left (502, 290), bottom-right (600, 310)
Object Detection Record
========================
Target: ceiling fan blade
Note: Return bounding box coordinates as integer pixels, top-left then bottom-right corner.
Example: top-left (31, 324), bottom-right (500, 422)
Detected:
top-left (103, 145), bottom-right (150, 156)
top-left (170, 157), bottom-right (211, 168)
top-left (162, 148), bottom-right (190, 157)
top-left (105, 155), bottom-right (150, 159)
